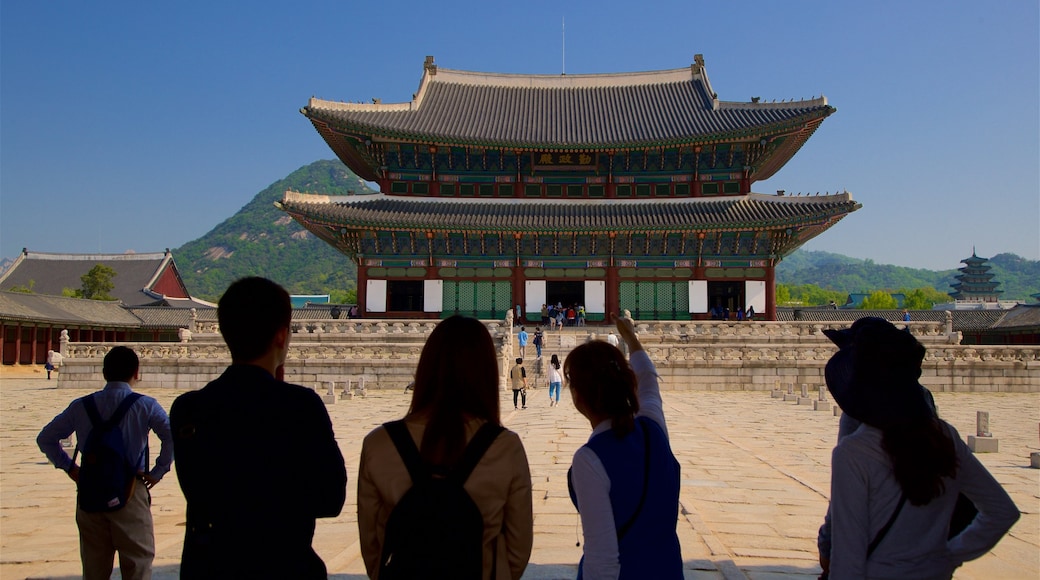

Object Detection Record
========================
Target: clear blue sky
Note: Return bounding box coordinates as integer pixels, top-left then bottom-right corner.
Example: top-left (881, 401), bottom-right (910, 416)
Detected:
top-left (2, 0), bottom-right (1037, 270)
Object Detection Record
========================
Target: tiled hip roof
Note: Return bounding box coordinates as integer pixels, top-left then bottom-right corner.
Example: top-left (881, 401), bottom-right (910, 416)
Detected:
top-left (279, 193), bottom-right (859, 233)
top-left (305, 78), bottom-right (832, 148)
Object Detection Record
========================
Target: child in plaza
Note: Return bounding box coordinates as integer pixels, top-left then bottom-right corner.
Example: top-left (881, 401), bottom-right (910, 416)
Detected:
top-left (357, 315), bottom-right (533, 579)
top-left (565, 314), bottom-right (683, 578)
top-left (547, 354), bottom-right (562, 407)
top-left (517, 326), bottom-right (529, 358)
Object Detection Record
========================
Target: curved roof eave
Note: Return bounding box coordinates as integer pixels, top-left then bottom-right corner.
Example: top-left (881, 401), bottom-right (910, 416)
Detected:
top-left (305, 106), bottom-right (833, 152)
top-left (279, 192), bottom-right (860, 235)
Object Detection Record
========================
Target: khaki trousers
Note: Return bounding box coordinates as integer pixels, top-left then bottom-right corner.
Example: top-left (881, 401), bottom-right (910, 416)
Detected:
top-left (75, 482), bottom-right (154, 580)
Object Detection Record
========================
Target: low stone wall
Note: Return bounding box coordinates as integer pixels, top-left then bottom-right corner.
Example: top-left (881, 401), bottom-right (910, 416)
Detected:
top-left (55, 320), bottom-right (1040, 392)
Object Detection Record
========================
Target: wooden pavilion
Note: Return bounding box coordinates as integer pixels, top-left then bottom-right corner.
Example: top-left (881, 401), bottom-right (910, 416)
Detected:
top-left (278, 55), bottom-right (860, 321)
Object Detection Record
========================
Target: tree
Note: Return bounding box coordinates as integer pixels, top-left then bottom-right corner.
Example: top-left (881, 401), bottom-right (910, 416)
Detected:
top-left (330, 288), bottom-right (357, 304)
top-left (861, 290), bottom-right (898, 309)
top-left (8, 279), bottom-right (35, 293)
top-left (776, 283), bottom-right (846, 307)
top-left (902, 287), bottom-right (950, 310)
top-left (80, 264), bottom-right (117, 300)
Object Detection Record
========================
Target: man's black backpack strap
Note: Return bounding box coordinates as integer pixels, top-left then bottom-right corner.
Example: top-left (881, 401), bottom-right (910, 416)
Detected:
top-left (73, 392), bottom-right (144, 512)
top-left (73, 393), bottom-right (143, 464)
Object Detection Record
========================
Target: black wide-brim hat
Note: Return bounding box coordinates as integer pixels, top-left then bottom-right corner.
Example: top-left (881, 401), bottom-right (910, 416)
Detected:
top-left (824, 317), bottom-right (932, 428)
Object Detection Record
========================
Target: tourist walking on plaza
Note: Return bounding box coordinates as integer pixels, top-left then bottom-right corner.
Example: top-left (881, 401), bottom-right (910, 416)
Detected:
top-left (170, 277), bottom-right (347, 579)
top-left (37, 346), bottom-right (174, 580)
top-left (821, 317), bottom-right (1018, 579)
top-left (547, 354), bottom-right (563, 407)
top-left (357, 315), bottom-right (533, 579)
top-left (510, 357), bottom-right (528, 410)
top-left (565, 314), bottom-right (683, 578)
top-left (517, 326), bottom-right (529, 358)
top-left (533, 326), bottom-right (544, 358)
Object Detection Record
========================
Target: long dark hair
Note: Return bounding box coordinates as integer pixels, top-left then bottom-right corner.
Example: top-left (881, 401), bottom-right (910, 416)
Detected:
top-left (881, 415), bottom-right (958, 505)
top-left (564, 341), bottom-right (638, 437)
top-left (550, 354), bottom-right (561, 370)
top-left (407, 316), bottom-right (501, 467)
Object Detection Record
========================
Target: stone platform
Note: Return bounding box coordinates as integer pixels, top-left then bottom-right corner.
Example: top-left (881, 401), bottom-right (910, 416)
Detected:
top-left (2, 369), bottom-right (1036, 579)
top-left (48, 320), bottom-right (1040, 393)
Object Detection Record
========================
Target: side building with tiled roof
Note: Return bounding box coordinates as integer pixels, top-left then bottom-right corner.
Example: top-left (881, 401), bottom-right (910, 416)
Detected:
top-left (0, 248), bottom-right (193, 306)
top-left (279, 55), bottom-right (860, 321)
top-left (0, 249), bottom-right (213, 366)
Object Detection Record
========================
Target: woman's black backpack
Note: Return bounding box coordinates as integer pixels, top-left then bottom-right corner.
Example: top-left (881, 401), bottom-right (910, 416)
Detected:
top-left (379, 420), bottom-right (504, 579)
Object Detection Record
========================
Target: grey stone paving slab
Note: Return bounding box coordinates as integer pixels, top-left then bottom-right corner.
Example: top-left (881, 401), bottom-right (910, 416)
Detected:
top-left (3, 372), bottom-right (1037, 579)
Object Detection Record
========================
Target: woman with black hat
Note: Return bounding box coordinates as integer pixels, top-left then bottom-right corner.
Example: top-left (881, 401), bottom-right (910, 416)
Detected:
top-left (822, 317), bottom-right (1019, 579)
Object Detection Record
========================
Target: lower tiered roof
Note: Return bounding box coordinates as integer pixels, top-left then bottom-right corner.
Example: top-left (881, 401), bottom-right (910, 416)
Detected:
top-left (278, 191), bottom-right (859, 235)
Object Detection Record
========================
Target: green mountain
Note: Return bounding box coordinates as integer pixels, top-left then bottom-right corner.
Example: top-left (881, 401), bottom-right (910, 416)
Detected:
top-left (776, 250), bottom-right (1040, 301)
top-left (175, 160), bottom-right (376, 300)
top-left (176, 160), bottom-right (1040, 302)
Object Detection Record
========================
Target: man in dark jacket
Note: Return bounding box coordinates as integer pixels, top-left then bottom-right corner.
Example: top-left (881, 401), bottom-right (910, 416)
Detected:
top-left (171, 277), bottom-right (346, 578)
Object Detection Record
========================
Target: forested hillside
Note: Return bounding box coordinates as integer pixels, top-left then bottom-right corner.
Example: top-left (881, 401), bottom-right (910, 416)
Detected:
top-left (175, 160), bottom-right (375, 300)
top-left (776, 250), bottom-right (1039, 301)
top-left (174, 160), bottom-right (1039, 302)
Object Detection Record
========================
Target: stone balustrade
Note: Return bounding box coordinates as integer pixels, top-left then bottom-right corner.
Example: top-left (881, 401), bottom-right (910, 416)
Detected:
top-left (55, 319), bottom-right (1038, 392)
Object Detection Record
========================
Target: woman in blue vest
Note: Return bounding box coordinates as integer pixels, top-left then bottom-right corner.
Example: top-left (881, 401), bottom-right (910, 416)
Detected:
top-left (565, 314), bottom-right (683, 579)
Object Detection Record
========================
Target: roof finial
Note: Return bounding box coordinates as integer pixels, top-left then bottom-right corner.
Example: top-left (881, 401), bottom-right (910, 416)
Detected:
top-left (424, 56), bottom-right (437, 75)
top-left (692, 54), bottom-right (705, 75)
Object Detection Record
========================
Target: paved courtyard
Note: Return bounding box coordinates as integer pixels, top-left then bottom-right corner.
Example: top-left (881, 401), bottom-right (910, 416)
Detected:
top-left (2, 366), bottom-right (1037, 579)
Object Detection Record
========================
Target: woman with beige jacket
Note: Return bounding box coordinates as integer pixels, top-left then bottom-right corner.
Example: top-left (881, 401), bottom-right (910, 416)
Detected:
top-left (358, 315), bottom-right (533, 579)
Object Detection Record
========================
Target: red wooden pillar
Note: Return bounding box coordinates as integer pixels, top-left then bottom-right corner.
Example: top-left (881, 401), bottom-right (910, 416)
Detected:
top-left (14, 323), bottom-right (22, 366)
top-left (605, 265), bottom-right (619, 319)
top-left (512, 233), bottom-right (524, 323)
top-left (605, 232), bottom-right (619, 318)
top-left (30, 325), bottom-right (38, 365)
top-left (357, 262), bottom-right (368, 315)
top-left (765, 264), bottom-right (777, 321)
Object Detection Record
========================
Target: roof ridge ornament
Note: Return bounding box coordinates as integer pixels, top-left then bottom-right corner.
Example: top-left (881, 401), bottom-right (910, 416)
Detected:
top-left (424, 55), bottom-right (437, 75)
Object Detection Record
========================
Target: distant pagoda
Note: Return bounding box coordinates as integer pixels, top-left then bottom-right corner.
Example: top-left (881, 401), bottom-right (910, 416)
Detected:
top-left (279, 55), bottom-right (860, 321)
top-left (949, 250), bottom-right (1002, 302)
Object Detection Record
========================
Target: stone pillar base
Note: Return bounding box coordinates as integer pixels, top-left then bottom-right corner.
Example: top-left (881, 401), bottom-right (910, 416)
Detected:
top-left (814, 400), bottom-right (831, 412)
top-left (967, 435), bottom-right (999, 453)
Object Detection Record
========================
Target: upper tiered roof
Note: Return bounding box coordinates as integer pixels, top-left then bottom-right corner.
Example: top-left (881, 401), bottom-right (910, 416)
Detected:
top-left (303, 56), bottom-right (834, 181)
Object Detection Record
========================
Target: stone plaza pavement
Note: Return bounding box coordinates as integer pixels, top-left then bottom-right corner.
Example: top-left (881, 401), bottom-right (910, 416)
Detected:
top-left (2, 367), bottom-right (1037, 579)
